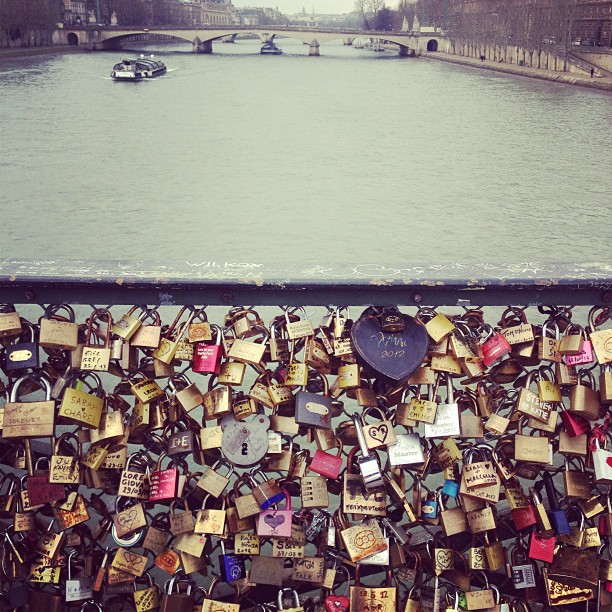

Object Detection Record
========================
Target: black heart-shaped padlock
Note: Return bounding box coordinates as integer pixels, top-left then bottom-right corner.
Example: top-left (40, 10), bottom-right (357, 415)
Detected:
top-left (350, 308), bottom-right (428, 383)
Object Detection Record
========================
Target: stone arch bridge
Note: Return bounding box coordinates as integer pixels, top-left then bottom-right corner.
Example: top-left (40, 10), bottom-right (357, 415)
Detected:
top-left (56, 25), bottom-right (446, 56)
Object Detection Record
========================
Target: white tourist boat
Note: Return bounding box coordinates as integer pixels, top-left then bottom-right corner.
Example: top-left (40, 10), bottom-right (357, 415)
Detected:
top-left (111, 55), bottom-right (167, 80)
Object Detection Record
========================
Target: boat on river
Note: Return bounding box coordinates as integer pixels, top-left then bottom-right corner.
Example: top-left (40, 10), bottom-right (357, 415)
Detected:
top-left (111, 56), bottom-right (167, 80)
top-left (260, 41), bottom-right (283, 55)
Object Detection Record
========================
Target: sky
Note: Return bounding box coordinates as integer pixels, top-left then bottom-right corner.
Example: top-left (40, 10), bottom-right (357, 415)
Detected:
top-left (231, 0), bottom-right (359, 15)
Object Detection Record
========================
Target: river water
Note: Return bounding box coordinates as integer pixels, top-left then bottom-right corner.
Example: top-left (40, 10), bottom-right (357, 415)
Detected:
top-left (1, 39), bottom-right (610, 265)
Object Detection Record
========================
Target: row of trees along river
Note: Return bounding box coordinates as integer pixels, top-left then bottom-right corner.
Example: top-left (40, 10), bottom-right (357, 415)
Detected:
top-left (0, 0), bottom-right (598, 56)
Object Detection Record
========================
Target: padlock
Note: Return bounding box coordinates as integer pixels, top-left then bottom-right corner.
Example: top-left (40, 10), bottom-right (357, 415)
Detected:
top-left (324, 563), bottom-right (350, 612)
top-left (49, 432), bottom-right (81, 484)
top-left (406, 381), bottom-right (439, 424)
top-left (483, 530), bottom-right (506, 571)
top-left (160, 574), bottom-right (195, 612)
top-left (424, 374), bottom-right (461, 438)
top-left (65, 549), bottom-right (93, 602)
top-left (0, 304), bottom-right (22, 337)
top-left (3, 373), bottom-right (55, 439)
top-left (352, 412), bottom-right (384, 491)
top-left (421, 487), bottom-right (439, 521)
top-left (514, 417), bottom-right (552, 466)
top-left (153, 306), bottom-right (195, 365)
top-left (511, 541), bottom-right (537, 589)
top-left (29, 585), bottom-right (63, 612)
top-left (439, 492), bottom-right (468, 537)
top-left (193, 324), bottom-right (224, 373)
top-left (246, 469), bottom-right (284, 510)
top-left (197, 458), bottom-right (234, 498)
top-left (219, 540), bottom-right (246, 582)
top-left (543, 471), bottom-right (571, 535)
top-left (131, 308), bottom-right (162, 348)
top-left (219, 410), bottom-right (270, 467)
top-left (194, 494), bottom-right (227, 535)
top-left (588, 306), bottom-right (612, 365)
top-left (133, 571), bottom-right (160, 612)
top-left (294, 372), bottom-right (333, 430)
top-left (277, 587), bottom-right (304, 612)
top-left (538, 320), bottom-right (562, 363)
top-left (149, 453), bottom-right (180, 502)
top-left (562, 457), bottom-right (591, 499)
top-left (515, 370), bottom-right (551, 423)
top-left (39, 303), bottom-right (79, 350)
top-left (5, 320), bottom-right (40, 371)
top-left (569, 369), bottom-right (602, 420)
top-left (80, 308), bottom-right (113, 371)
top-left (548, 545), bottom-right (600, 590)
top-left (112, 304), bottom-right (148, 341)
top-left (480, 323), bottom-right (512, 366)
top-left (169, 498), bottom-right (195, 536)
top-left (227, 322), bottom-right (268, 366)
top-left (361, 405), bottom-right (397, 449)
top-left (58, 370), bottom-right (105, 429)
top-left (257, 488), bottom-right (293, 538)
top-left (559, 322), bottom-right (588, 355)
top-left (310, 437), bottom-right (344, 479)
top-left (164, 419), bottom-right (195, 457)
top-left (129, 370), bottom-right (166, 405)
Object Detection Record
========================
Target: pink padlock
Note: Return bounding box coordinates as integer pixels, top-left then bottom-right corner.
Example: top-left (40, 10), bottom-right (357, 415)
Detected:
top-left (565, 340), bottom-right (594, 366)
top-left (192, 325), bottom-right (223, 374)
top-left (257, 489), bottom-right (293, 538)
top-left (309, 440), bottom-right (344, 479)
top-left (149, 453), bottom-right (179, 502)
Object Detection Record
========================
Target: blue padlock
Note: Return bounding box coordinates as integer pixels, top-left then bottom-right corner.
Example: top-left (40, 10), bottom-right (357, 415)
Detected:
top-left (421, 491), bottom-right (439, 520)
top-left (442, 479), bottom-right (460, 498)
top-left (220, 540), bottom-right (246, 582)
top-left (543, 472), bottom-right (571, 535)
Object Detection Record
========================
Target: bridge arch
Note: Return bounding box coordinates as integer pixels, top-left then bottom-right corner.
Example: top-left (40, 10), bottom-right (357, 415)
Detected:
top-left (426, 39), bottom-right (438, 51)
top-left (67, 32), bottom-right (79, 45)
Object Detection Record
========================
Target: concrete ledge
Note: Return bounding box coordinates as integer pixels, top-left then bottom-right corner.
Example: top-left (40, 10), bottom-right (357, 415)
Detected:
top-left (422, 51), bottom-right (612, 92)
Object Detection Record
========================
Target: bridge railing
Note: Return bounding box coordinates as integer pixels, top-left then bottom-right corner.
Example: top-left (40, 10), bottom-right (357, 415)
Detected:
top-left (1, 259), bottom-right (611, 610)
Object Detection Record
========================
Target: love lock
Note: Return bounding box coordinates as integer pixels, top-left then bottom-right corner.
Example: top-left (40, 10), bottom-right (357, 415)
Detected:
top-left (350, 306), bottom-right (429, 383)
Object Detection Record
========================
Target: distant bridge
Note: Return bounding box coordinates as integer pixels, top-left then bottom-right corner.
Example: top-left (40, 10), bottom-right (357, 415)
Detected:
top-left (55, 25), bottom-right (447, 56)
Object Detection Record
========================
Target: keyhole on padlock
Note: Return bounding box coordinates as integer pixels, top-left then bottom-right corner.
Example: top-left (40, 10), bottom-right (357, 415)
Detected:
top-left (241, 442), bottom-right (248, 456)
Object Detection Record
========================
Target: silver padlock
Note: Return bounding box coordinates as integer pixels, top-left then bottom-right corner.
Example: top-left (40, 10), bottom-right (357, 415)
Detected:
top-left (352, 413), bottom-right (384, 491)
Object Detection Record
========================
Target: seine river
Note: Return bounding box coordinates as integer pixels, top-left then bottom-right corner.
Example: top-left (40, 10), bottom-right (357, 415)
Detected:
top-left (1, 39), bottom-right (610, 265)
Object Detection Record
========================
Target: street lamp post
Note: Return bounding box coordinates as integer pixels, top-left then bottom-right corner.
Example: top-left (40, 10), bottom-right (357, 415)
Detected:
top-left (96, 0), bottom-right (101, 23)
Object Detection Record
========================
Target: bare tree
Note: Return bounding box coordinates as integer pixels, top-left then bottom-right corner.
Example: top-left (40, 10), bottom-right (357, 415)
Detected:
top-left (354, 0), bottom-right (369, 28)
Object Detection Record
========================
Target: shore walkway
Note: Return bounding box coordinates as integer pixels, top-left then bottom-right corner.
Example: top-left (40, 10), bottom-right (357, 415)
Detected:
top-left (422, 51), bottom-right (612, 93)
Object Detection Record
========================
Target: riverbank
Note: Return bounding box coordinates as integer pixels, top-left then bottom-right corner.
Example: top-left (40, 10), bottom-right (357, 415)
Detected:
top-left (0, 45), bottom-right (85, 58)
top-left (421, 51), bottom-right (612, 92)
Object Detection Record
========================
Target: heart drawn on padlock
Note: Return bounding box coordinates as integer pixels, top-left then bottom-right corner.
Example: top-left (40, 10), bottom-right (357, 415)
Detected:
top-left (605, 456), bottom-right (612, 468)
top-left (123, 551), bottom-right (144, 566)
top-left (351, 309), bottom-right (429, 382)
top-left (117, 508), bottom-right (138, 528)
top-left (264, 513), bottom-right (286, 530)
top-left (435, 550), bottom-right (453, 570)
top-left (368, 424), bottom-right (389, 444)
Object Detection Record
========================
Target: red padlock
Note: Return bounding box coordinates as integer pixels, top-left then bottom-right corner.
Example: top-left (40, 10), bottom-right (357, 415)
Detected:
top-left (480, 326), bottom-right (512, 366)
top-left (528, 531), bottom-right (556, 563)
top-left (325, 564), bottom-right (350, 612)
top-left (511, 504), bottom-right (538, 531)
top-left (310, 439), bottom-right (344, 480)
top-left (192, 325), bottom-right (223, 374)
top-left (559, 407), bottom-right (591, 438)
